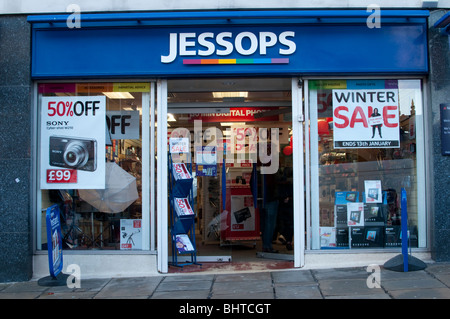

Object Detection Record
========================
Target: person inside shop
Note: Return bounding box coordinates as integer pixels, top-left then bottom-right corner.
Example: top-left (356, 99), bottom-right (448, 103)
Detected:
top-left (250, 144), bottom-right (283, 253)
top-left (277, 167), bottom-right (293, 251)
top-left (370, 107), bottom-right (383, 139)
top-left (262, 171), bottom-right (281, 253)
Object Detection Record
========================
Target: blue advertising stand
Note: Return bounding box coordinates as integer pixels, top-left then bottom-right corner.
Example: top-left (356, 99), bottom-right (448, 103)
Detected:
top-left (168, 151), bottom-right (201, 268)
top-left (401, 189), bottom-right (409, 272)
top-left (384, 189), bottom-right (426, 272)
top-left (38, 204), bottom-right (70, 286)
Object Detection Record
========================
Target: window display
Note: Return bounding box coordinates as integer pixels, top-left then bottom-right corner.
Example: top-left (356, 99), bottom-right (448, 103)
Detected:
top-left (309, 79), bottom-right (426, 250)
top-left (37, 82), bottom-right (150, 251)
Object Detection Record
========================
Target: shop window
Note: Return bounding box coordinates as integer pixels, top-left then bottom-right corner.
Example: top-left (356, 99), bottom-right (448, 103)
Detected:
top-left (308, 79), bottom-right (426, 250)
top-left (37, 82), bottom-right (151, 251)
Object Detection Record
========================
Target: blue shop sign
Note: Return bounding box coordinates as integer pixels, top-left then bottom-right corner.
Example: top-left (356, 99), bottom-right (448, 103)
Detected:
top-left (45, 204), bottom-right (63, 278)
top-left (28, 10), bottom-right (429, 78)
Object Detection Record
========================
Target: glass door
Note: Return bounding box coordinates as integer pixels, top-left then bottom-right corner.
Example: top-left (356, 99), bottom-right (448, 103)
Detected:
top-left (161, 78), bottom-right (304, 270)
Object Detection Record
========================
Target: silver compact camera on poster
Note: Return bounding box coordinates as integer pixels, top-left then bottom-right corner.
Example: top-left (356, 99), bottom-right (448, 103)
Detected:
top-left (49, 136), bottom-right (97, 171)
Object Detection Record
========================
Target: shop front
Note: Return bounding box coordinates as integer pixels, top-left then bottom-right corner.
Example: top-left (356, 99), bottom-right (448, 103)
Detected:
top-left (28, 10), bottom-right (431, 277)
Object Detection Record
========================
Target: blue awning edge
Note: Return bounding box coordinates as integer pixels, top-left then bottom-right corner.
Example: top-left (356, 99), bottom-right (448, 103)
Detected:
top-left (433, 11), bottom-right (450, 34)
top-left (27, 9), bottom-right (430, 28)
top-left (434, 12), bottom-right (450, 27)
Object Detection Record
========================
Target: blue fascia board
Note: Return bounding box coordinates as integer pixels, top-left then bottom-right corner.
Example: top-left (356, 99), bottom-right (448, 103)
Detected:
top-left (28, 10), bottom-right (429, 78)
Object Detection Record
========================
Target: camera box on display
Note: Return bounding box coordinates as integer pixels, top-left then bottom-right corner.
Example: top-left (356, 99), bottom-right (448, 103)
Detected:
top-left (350, 227), bottom-right (367, 248)
top-left (335, 227), bottom-right (349, 248)
top-left (334, 191), bottom-right (359, 227)
top-left (335, 205), bottom-right (348, 226)
top-left (364, 203), bottom-right (386, 223)
top-left (351, 226), bottom-right (384, 248)
top-left (120, 219), bottom-right (142, 250)
top-left (385, 226), bottom-right (402, 247)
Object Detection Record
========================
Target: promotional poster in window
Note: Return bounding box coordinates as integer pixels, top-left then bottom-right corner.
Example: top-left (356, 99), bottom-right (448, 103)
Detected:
top-left (40, 96), bottom-right (106, 189)
top-left (332, 89), bottom-right (400, 149)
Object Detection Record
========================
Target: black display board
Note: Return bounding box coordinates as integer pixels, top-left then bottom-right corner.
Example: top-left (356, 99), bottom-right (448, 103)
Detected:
top-left (440, 103), bottom-right (450, 155)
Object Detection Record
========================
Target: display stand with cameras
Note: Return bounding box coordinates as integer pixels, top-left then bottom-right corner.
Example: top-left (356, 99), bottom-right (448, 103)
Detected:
top-left (168, 146), bottom-right (200, 268)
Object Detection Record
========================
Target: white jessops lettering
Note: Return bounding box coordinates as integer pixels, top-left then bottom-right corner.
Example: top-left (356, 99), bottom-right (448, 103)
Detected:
top-left (179, 33), bottom-right (196, 56)
top-left (279, 31), bottom-right (296, 55)
top-left (161, 33), bottom-right (178, 63)
top-left (198, 32), bottom-right (215, 56)
top-left (216, 32), bottom-right (233, 56)
top-left (160, 31), bottom-right (296, 63)
top-left (259, 32), bottom-right (277, 55)
top-left (235, 32), bottom-right (258, 55)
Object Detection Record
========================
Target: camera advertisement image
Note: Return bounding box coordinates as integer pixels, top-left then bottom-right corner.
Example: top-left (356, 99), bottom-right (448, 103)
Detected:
top-left (40, 96), bottom-right (106, 189)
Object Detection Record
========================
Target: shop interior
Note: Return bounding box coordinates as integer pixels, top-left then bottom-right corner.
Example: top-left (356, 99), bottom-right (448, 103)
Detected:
top-left (167, 78), bottom-right (295, 265)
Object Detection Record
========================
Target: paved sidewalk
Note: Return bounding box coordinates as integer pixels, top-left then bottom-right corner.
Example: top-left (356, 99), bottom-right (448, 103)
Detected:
top-left (0, 263), bottom-right (449, 299)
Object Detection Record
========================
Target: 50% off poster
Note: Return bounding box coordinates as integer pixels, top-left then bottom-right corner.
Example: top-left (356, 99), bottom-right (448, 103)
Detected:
top-left (40, 96), bottom-right (106, 189)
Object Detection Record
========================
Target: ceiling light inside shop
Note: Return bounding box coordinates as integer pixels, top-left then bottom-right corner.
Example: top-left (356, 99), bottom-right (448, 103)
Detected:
top-left (212, 92), bottom-right (248, 98)
top-left (220, 122), bottom-right (246, 126)
top-left (123, 106), bottom-right (142, 115)
top-left (103, 92), bottom-right (135, 99)
top-left (167, 113), bottom-right (177, 122)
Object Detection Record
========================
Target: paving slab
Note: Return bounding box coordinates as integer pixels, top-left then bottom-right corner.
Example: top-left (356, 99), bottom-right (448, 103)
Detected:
top-left (380, 269), bottom-right (430, 280)
top-left (151, 290), bottom-right (211, 299)
top-left (210, 292), bottom-right (274, 299)
top-left (212, 279), bottom-right (273, 295)
top-left (0, 291), bottom-right (44, 299)
top-left (1, 280), bottom-right (49, 293)
top-left (319, 278), bottom-right (386, 297)
top-left (93, 276), bottom-right (162, 298)
top-left (96, 295), bottom-right (150, 299)
top-left (37, 291), bottom-right (99, 299)
top-left (433, 274), bottom-right (450, 286)
top-left (274, 284), bottom-right (322, 299)
top-left (1, 263), bottom-right (449, 299)
top-left (326, 293), bottom-right (391, 299)
top-left (0, 283), bottom-right (11, 292)
top-left (44, 278), bottom-right (111, 293)
top-left (215, 272), bottom-right (271, 282)
top-left (425, 263), bottom-right (450, 275)
top-left (272, 270), bottom-right (316, 285)
top-left (381, 277), bottom-right (446, 291)
top-left (389, 287), bottom-right (450, 299)
top-left (163, 274), bottom-right (215, 282)
top-left (156, 279), bottom-right (212, 292)
top-left (312, 267), bottom-right (369, 281)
